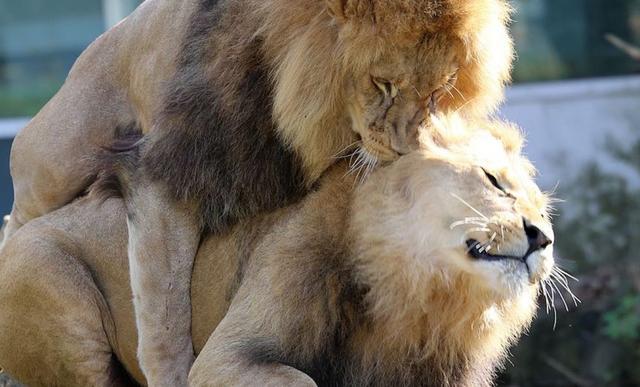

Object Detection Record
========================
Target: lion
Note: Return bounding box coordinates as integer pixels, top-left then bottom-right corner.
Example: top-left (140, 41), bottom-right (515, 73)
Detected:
top-left (0, 117), bottom-right (554, 387)
top-left (1, 0), bottom-right (513, 383)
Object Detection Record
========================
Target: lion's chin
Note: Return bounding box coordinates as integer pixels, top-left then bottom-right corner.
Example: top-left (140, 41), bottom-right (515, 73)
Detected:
top-left (445, 251), bottom-right (534, 300)
top-left (467, 258), bottom-right (538, 300)
top-left (360, 142), bottom-right (399, 164)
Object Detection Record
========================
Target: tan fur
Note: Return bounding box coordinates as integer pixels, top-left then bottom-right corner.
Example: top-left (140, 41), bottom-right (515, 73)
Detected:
top-left (0, 117), bottom-right (552, 387)
top-left (263, 0), bottom-right (514, 177)
top-left (2, 0), bottom-right (513, 235)
top-left (1, 2), bottom-right (514, 383)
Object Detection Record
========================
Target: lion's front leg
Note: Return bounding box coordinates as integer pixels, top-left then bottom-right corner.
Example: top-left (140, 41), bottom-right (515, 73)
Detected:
top-left (189, 315), bottom-right (317, 387)
top-left (126, 181), bottom-right (201, 387)
top-left (190, 356), bottom-right (317, 387)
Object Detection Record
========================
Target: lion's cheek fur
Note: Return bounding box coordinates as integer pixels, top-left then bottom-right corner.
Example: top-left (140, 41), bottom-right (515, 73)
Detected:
top-left (270, 36), bottom-right (357, 184)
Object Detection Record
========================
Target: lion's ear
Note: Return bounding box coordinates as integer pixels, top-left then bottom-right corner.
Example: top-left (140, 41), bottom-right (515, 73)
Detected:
top-left (326, 0), bottom-right (347, 22)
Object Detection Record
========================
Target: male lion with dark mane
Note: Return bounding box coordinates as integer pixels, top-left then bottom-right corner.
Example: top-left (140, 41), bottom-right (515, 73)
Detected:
top-left (0, 117), bottom-right (553, 387)
top-left (1, 0), bottom-right (513, 384)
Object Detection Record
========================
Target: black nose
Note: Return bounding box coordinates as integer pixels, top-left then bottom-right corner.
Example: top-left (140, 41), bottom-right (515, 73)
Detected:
top-left (523, 219), bottom-right (553, 252)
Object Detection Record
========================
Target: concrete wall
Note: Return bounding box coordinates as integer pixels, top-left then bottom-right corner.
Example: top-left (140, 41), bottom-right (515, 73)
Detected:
top-left (500, 75), bottom-right (640, 190)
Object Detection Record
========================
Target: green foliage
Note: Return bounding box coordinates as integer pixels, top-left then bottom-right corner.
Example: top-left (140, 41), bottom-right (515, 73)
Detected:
top-left (603, 294), bottom-right (640, 341)
top-left (0, 83), bottom-right (60, 117)
top-left (0, 50), bottom-right (80, 118)
top-left (511, 0), bottom-right (640, 82)
top-left (556, 164), bottom-right (640, 268)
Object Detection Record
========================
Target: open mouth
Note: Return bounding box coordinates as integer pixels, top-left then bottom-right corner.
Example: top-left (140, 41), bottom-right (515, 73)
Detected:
top-left (466, 239), bottom-right (524, 262)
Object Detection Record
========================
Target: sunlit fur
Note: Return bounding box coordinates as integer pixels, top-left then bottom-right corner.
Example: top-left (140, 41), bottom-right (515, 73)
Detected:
top-left (0, 2), bottom-right (515, 384)
top-left (260, 0), bottom-right (514, 181)
top-left (348, 116), bottom-right (556, 383)
top-left (0, 117), bottom-right (557, 387)
top-left (2, 0), bottom-right (513, 239)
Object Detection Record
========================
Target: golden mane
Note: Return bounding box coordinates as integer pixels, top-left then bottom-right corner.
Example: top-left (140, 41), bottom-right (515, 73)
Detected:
top-left (0, 119), bottom-right (550, 387)
top-left (255, 0), bottom-right (514, 183)
top-left (346, 120), bottom-right (544, 384)
top-left (1, 1), bottom-right (518, 385)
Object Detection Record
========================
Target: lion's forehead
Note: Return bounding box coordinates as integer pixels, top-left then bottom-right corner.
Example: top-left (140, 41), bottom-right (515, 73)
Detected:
top-left (449, 131), bottom-right (513, 170)
top-left (371, 39), bottom-right (461, 83)
top-left (430, 134), bottom-right (548, 213)
top-left (359, 0), bottom-right (510, 39)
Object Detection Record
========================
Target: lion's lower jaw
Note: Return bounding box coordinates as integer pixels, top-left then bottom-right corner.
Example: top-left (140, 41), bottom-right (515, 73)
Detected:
top-left (359, 136), bottom-right (400, 163)
top-left (351, 251), bottom-right (537, 385)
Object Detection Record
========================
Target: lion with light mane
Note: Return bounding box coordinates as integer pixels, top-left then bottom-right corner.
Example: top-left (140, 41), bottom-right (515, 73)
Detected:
top-left (0, 117), bottom-right (554, 386)
top-left (2, 0), bottom-right (513, 383)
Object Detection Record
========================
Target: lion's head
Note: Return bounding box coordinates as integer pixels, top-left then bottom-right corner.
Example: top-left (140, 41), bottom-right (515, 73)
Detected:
top-left (354, 115), bottom-right (554, 300)
top-left (425, 118), bottom-right (553, 292)
top-left (349, 116), bottom-right (554, 369)
top-left (262, 0), bottom-right (513, 181)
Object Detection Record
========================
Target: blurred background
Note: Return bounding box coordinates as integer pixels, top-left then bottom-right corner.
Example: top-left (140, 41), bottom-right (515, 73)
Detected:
top-left (0, 1), bottom-right (639, 386)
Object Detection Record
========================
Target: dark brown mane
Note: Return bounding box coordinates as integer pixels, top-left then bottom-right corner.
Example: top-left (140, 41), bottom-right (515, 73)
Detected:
top-left (140, 0), bottom-right (306, 234)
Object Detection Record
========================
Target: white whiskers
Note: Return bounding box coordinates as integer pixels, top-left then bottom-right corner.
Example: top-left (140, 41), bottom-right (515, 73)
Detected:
top-left (453, 97), bottom-right (477, 115)
top-left (332, 140), bottom-right (362, 160)
top-left (449, 194), bottom-right (581, 330)
top-left (540, 266), bottom-right (581, 330)
top-left (450, 193), bottom-right (488, 220)
top-left (450, 217), bottom-right (491, 230)
top-left (346, 147), bottom-right (379, 186)
top-left (449, 193), bottom-right (503, 252)
top-left (449, 83), bottom-right (467, 102)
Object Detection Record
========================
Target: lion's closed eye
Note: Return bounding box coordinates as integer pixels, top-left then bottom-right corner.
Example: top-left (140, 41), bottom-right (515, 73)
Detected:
top-left (482, 168), bottom-right (505, 192)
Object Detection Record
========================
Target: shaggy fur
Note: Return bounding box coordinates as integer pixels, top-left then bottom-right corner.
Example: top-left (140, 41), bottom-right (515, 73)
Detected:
top-left (140, 0), bottom-right (514, 233)
top-left (3, 0), bottom-right (514, 383)
top-left (4, 0), bottom-right (514, 237)
top-left (0, 118), bottom-right (553, 387)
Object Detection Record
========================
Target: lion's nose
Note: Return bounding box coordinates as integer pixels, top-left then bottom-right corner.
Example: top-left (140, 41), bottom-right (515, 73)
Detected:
top-left (390, 116), bottom-right (422, 155)
top-left (523, 218), bottom-right (553, 252)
